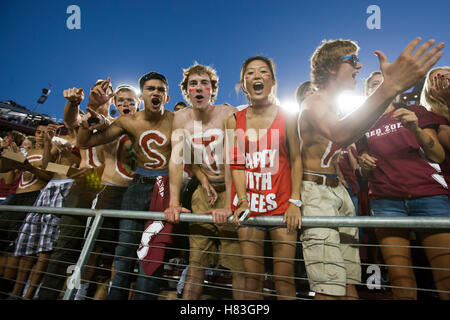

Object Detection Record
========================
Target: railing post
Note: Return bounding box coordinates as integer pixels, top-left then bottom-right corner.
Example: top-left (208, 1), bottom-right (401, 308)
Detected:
top-left (63, 211), bottom-right (104, 300)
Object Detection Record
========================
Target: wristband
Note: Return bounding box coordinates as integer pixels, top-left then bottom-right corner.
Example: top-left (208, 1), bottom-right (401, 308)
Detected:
top-left (288, 198), bottom-right (303, 207)
top-left (237, 197), bottom-right (248, 208)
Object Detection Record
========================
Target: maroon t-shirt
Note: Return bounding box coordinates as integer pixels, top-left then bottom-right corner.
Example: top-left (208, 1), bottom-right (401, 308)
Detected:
top-left (0, 176), bottom-right (19, 197)
top-left (431, 112), bottom-right (450, 195)
top-left (355, 105), bottom-right (448, 199)
top-left (338, 146), bottom-right (358, 194)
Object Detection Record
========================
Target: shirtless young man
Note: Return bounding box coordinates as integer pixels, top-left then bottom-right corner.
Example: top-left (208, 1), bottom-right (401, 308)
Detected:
top-left (37, 81), bottom-right (109, 300)
top-left (0, 121), bottom-right (53, 296)
top-left (298, 37), bottom-right (444, 300)
top-left (76, 72), bottom-right (173, 300)
top-left (59, 84), bottom-right (141, 300)
top-left (10, 123), bottom-right (80, 300)
top-left (164, 63), bottom-right (245, 300)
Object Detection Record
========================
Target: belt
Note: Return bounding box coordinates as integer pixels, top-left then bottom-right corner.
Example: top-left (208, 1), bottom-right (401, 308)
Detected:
top-left (211, 183), bottom-right (226, 193)
top-left (303, 173), bottom-right (339, 188)
top-left (136, 175), bottom-right (158, 184)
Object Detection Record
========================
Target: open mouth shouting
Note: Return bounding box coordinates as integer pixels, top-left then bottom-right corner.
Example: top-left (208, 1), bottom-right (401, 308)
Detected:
top-left (253, 82), bottom-right (264, 94)
top-left (151, 97), bottom-right (161, 108)
top-left (194, 94), bottom-right (204, 103)
top-left (122, 108), bottom-right (130, 114)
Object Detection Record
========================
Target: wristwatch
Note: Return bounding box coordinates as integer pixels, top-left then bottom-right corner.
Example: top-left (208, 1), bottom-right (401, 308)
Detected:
top-left (288, 198), bottom-right (303, 207)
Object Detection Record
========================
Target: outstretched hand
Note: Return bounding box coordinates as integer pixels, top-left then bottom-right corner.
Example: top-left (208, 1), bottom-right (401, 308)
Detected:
top-left (375, 37), bottom-right (445, 95)
top-left (88, 77), bottom-right (115, 109)
top-left (80, 107), bottom-right (110, 131)
top-left (430, 73), bottom-right (450, 106)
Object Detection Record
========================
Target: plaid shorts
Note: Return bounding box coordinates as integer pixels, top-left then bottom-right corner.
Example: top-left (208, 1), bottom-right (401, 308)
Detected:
top-left (14, 179), bottom-right (74, 256)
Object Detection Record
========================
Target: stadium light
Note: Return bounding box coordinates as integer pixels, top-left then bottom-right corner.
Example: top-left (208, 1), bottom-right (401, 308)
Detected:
top-left (337, 93), bottom-right (364, 117)
top-left (280, 99), bottom-right (300, 114)
top-left (32, 86), bottom-right (53, 112)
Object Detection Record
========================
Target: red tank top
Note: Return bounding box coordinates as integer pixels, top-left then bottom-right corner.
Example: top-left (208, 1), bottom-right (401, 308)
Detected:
top-left (231, 106), bottom-right (292, 217)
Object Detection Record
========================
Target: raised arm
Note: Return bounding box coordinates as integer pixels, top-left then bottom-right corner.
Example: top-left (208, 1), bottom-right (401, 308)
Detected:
top-left (63, 87), bottom-right (85, 129)
top-left (42, 124), bottom-right (60, 169)
top-left (76, 110), bottom-right (124, 148)
top-left (304, 38), bottom-right (445, 147)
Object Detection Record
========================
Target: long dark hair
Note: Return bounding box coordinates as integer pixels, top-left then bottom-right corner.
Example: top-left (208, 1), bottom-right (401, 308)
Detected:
top-left (240, 56), bottom-right (277, 100)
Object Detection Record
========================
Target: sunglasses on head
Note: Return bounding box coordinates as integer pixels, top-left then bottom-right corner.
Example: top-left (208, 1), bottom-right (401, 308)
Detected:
top-left (341, 54), bottom-right (359, 68)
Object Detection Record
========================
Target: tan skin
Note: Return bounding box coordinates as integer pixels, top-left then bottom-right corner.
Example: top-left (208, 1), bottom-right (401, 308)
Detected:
top-left (14, 126), bottom-right (53, 193)
top-left (360, 74), bottom-right (450, 300)
top-left (165, 73), bottom-right (236, 224)
top-left (164, 71), bottom-right (244, 300)
top-left (96, 90), bottom-right (140, 187)
top-left (0, 136), bottom-right (32, 187)
top-left (76, 78), bottom-right (173, 297)
top-left (299, 38), bottom-right (444, 300)
top-left (427, 69), bottom-right (450, 152)
top-left (11, 124), bottom-right (81, 300)
top-left (301, 38), bottom-right (444, 150)
top-left (226, 59), bottom-right (302, 299)
top-left (62, 85), bottom-right (105, 183)
top-left (1, 125), bottom-right (54, 295)
top-left (77, 78), bottom-right (173, 173)
top-left (62, 84), bottom-right (141, 298)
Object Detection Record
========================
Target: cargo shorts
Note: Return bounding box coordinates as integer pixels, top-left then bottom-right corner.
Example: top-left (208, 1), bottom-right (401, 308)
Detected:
top-left (300, 180), bottom-right (361, 296)
top-left (188, 185), bottom-right (243, 272)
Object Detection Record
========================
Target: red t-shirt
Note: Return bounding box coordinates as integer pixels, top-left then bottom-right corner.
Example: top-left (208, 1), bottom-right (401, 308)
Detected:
top-left (355, 105), bottom-right (447, 199)
top-left (230, 106), bottom-right (292, 217)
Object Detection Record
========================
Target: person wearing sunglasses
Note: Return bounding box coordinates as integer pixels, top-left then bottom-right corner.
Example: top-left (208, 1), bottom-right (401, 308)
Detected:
top-left (356, 71), bottom-right (449, 300)
top-left (298, 37), bottom-right (444, 300)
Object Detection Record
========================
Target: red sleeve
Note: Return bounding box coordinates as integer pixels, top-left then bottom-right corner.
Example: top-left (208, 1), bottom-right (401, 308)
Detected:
top-left (410, 105), bottom-right (439, 129)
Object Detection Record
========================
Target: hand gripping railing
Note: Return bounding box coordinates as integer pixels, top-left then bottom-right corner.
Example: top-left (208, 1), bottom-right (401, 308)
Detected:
top-left (1, 204), bottom-right (450, 300)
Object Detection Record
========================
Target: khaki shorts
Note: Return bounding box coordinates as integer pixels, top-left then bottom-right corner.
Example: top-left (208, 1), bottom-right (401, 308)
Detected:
top-left (300, 181), bottom-right (361, 296)
top-left (189, 185), bottom-right (243, 272)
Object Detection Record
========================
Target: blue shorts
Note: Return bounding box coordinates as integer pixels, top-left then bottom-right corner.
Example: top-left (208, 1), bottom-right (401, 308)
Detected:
top-left (255, 213), bottom-right (285, 231)
top-left (370, 195), bottom-right (450, 233)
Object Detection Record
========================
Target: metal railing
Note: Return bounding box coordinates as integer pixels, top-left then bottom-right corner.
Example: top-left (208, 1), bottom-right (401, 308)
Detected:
top-left (1, 204), bottom-right (449, 300)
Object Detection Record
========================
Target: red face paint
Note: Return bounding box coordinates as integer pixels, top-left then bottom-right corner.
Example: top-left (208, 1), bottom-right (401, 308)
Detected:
top-left (188, 88), bottom-right (196, 92)
top-left (205, 87), bottom-right (211, 91)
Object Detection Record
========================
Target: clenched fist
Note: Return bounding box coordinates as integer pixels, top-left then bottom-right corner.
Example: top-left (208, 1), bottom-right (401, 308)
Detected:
top-left (63, 87), bottom-right (84, 105)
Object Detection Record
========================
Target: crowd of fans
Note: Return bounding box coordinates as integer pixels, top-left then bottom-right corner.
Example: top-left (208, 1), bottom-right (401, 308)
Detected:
top-left (0, 37), bottom-right (449, 301)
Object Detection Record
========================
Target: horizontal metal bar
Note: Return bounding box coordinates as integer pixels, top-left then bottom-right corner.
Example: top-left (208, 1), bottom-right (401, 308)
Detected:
top-left (2, 205), bottom-right (450, 228)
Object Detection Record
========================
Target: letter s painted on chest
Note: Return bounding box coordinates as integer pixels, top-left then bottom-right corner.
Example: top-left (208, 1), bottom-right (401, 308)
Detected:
top-left (139, 130), bottom-right (168, 169)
